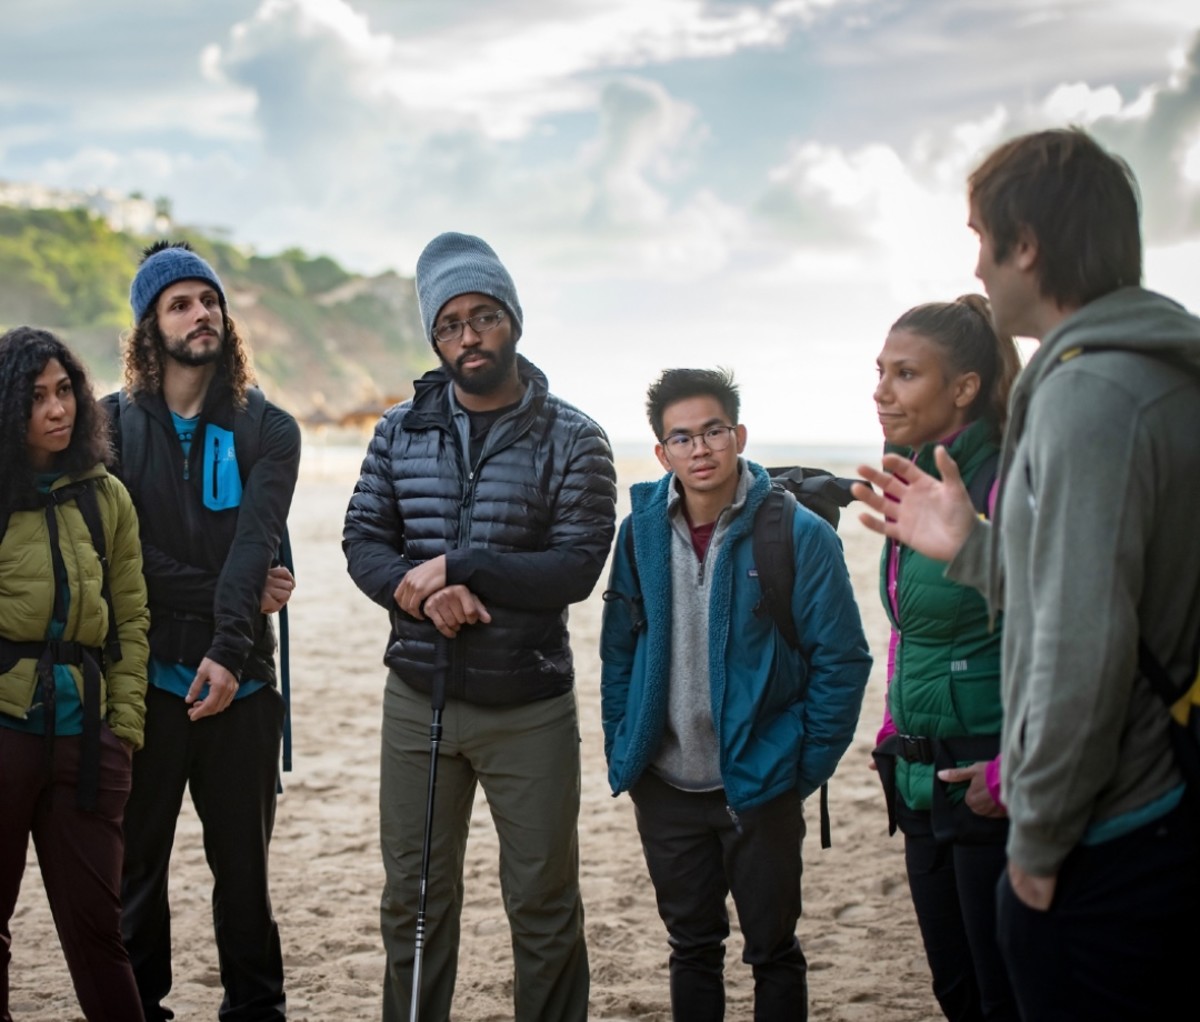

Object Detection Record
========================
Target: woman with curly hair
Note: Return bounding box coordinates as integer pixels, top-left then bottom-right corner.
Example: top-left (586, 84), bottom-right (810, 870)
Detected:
top-left (0, 326), bottom-right (149, 1021)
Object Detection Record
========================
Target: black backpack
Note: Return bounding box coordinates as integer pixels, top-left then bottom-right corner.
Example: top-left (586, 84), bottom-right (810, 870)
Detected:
top-left (616, 465), bottom-right (865, 847)
top-left (110, 388), bottom-right (296, 774)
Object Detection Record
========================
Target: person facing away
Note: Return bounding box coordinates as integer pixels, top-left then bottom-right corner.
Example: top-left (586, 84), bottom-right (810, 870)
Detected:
top-left (0, 327), bottom-right (150, 1022)
top-left (869, 295), bottom-right (1021, 1022)
top-left (103, 241), bottom-right (301, 1022)
top-left (599, 367), bottom-right (872, 1022)
top-left (855, 127), bottom-right (1200, 1021)
top-left (342, 231), bottom-right (617, 1022)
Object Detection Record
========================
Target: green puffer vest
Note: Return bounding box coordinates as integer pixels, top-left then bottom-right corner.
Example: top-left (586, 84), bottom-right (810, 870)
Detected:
top-left (880, 419), bottom-right (1003, 811)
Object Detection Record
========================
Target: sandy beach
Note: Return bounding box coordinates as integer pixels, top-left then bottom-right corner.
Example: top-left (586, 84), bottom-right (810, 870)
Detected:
top-left (8, 441), bottom-right (942, 1021)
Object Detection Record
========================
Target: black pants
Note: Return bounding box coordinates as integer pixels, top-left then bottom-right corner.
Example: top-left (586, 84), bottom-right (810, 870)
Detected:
top-left (897, 800), bottom-right (1017, 1022)
top-left (121, 685), bottom-right (286, 1022)
top-left (630, 771), bottom-right (808, 1022)
top-left (996, 797), bottom-right (1200, 1022)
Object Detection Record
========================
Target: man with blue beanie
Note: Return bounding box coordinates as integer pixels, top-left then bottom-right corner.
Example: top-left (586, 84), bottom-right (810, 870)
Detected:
top-left (104, 241), bottom-right (300, 1021)
top-left (344, 232), bottom-right (616, 1021)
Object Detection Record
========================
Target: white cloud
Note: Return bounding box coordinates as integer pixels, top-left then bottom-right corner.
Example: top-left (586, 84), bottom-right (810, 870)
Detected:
top-left (3, 0), bottom-right (1199, 445)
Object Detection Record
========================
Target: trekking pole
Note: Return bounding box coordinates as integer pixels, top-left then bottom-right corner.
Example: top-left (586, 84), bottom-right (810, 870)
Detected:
top-left (410, 659), bottom-right (447, 1022)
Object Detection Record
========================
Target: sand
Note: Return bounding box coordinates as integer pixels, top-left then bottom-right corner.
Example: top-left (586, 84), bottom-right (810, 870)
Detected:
top-left (7, 442), bottom-right (942, 1021)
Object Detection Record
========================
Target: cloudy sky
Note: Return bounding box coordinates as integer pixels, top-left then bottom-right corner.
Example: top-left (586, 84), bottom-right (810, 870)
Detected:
top-left (3, 0), bottom-right (1199, 447)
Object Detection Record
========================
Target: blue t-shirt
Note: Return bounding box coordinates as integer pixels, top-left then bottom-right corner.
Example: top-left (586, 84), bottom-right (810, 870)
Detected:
top-left (148, 413), bottom-right (263, 703)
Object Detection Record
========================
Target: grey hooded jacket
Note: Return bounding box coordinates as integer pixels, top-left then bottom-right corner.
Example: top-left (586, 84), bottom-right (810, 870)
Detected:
top-left (949, 286), bottom-right (1200, 875)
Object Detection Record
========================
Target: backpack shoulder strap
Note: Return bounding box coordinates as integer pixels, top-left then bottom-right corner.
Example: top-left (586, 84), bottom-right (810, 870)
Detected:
top-left (752, 487), bottom-right (799, 650)
top-left (752, 484), bottom-right (837, 848)
top-left (114, 390), bottom-right (145, 486)
top-left (74, 479), bottom-right (122, 664)
top-left (600, 519), bottom-right (646, 635)
top-left (965, 449), bottom-right (1000, 517)
top-left (233, 387), bottom-right (296, 774)
top-left (233, 387), bottom-right (267, 485)
top-left (42, 478), bottom-right (122, 665)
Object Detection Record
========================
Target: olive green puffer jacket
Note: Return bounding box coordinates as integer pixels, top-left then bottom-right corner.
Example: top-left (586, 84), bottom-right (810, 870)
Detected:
top-left (0, 465), bottom-right (149, 747)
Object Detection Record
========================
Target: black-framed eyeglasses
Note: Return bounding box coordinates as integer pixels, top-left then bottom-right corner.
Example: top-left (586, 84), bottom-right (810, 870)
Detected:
top-left (660, 425), bottom-right (737, 455)
top-left (433, 309), bottom-right (507, 345)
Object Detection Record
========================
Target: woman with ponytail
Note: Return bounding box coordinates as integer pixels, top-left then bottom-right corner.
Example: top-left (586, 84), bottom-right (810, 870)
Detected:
top-left (870, 295), bottom-right (1021, 1022)
top-left (0, 326), bottom-right (149, 1020)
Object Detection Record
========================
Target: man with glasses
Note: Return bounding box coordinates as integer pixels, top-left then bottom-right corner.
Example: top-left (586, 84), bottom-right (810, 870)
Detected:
top-left (600, 368), bottom-right (871, 1020)
top-left (343, 232), bottom-right (616, 1022)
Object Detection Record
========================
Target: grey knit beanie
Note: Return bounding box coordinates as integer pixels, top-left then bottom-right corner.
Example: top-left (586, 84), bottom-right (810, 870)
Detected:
top-left (415, 232), bottom-right (523, 345)
top-left (130, 243), bottom-right (225, 323)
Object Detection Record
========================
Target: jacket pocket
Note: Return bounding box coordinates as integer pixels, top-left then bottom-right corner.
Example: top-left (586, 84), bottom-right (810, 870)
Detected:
top-left (202, 425), bottom-right (242, 511)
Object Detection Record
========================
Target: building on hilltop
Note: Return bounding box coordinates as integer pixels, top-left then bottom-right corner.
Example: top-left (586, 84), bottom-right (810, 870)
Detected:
top-left (0, 180), bottom-right (170, 235)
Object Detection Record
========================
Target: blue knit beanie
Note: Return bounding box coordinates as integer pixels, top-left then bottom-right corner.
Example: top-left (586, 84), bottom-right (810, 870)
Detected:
top-left (415, 232), bottom-right (523, 345)
top-left (130, 244), bottom-right (225, 323)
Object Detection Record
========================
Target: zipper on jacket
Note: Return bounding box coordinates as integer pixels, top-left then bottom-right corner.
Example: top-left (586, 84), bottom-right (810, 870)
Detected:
top-left (212, 436), bottom-right (220, 501)
top-left (725, 804), bottom-right (743, 835)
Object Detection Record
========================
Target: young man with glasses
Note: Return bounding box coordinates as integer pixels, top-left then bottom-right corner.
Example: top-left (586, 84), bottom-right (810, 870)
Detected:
top-left (600, 368), bottom-right (871, 1021)
top-left (343, 232), bottom-right (616, 1022)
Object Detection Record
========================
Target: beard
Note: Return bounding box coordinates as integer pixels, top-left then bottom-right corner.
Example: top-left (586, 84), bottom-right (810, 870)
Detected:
top-left (438, 334), bottom-right (519, 395)
top-left (162, 325), bottom-right (224, 368)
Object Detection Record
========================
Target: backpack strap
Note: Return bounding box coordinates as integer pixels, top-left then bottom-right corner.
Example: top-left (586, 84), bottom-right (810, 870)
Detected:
top-left (965, 449), bottom-right (1000, 517)
top-left (236, 389), bottom-right (296, 777)
top-left (752, 488), bottom-right (799, 650)
top-left (114, 390), bottom-right (143, 485)
top-left (35, 479), bottom-right (112, 810)
top-left (278, 526), bottom-right (295, 773)
top-left (72, 480), bottom-right (123, 666)
top-left (234, 387), bottom-right (266, 485)
top-left (751, 488), bottom-right (838, 847)
top-left (600, 520), bottom-right (647, 635)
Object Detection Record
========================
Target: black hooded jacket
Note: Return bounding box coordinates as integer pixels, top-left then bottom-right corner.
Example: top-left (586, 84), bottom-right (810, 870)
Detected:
top-left (101, 375), bottom-right (301, 684)
top-left (342, 356), bottom-right (617, 705)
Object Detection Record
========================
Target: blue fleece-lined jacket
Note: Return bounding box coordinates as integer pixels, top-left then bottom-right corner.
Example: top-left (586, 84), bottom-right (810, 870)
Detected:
top-left (600, 461), bottom-right (872, 811)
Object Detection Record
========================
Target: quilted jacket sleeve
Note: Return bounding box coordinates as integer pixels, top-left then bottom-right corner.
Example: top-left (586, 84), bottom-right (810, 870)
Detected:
top-left (343, 409), bottom-right (415, 609)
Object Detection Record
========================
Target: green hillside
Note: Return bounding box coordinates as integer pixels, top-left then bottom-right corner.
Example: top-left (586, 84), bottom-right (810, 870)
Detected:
top-left (0, 206), bottom-right (433, 421)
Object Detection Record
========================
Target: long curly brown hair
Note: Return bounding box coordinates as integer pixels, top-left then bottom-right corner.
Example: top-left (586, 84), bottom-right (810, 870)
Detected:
top-left (0, 326), bottom-right (112, 514)
top-left (121, 304), bottom-right (257, 408)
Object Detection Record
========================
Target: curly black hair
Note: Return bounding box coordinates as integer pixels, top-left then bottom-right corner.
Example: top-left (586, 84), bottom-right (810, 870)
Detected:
top-left (0, 326), bottom-right (112, 514)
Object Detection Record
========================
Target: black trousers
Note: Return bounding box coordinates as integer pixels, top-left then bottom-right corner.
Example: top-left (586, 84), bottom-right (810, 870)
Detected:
top-left (121, 685), bottom-right (286, 1022)
top-left (630, 771), bottom-right (808, 1022)
top-left (996, 797), bottom-right (1200, 1022)
top-left (897, 800), bottom-right (1017, 1022)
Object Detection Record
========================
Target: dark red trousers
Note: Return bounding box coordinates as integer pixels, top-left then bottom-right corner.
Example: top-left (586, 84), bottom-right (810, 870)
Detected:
top-left (0, 724), bottom-right (143, 1022)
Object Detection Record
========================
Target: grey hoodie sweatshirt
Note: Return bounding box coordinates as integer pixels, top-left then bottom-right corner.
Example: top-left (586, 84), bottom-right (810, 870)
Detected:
top-left (949, 286), bottom-right (1200, 875)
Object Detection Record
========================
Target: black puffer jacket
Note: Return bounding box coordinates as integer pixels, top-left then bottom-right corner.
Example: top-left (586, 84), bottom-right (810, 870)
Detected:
top-left (343, 357), bottom-right (617, 705)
